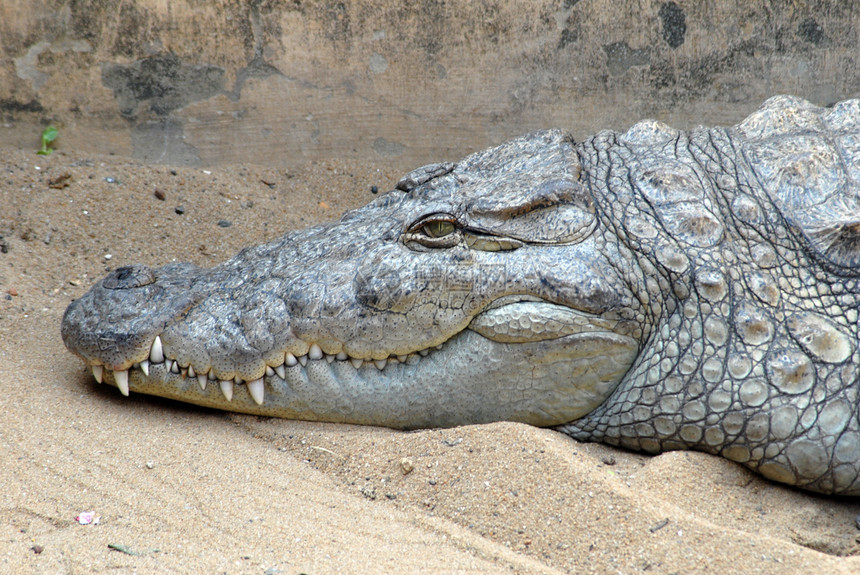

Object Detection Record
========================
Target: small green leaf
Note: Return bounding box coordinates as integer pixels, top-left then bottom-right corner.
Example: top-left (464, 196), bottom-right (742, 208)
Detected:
top-left (37, 126), bottom-right (58, 155)
top-left (42, 126), bottom-right (58, 144)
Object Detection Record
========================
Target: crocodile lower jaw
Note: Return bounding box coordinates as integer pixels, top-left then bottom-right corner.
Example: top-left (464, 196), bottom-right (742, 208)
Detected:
top-left (86, 325), bottom-right (638, 428)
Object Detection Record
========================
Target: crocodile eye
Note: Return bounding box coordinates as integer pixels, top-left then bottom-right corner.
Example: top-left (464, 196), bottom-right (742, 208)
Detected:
top-left (422, 220), bottom-right (456, 238)
top-left (404, 214), bottom-right (461, 249)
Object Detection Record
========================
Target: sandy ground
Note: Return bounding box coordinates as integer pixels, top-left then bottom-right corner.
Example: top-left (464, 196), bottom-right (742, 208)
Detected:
top-left (2, 145), bottom-right (860, 574)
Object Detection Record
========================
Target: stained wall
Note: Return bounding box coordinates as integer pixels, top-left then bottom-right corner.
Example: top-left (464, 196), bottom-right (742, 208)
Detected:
top-left (2, 1), bottom-right (858, 169)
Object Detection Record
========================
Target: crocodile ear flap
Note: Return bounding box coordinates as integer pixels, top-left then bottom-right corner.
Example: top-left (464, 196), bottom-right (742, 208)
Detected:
top-left (468, 177), bottom-right (596, 244)
top-left (463, 131), bottom-right (596, 244)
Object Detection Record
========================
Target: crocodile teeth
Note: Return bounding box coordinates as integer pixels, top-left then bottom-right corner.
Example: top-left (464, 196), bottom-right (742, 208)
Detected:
top-left (114, 369), bottom-right (130, 396)
top-left (130, 338), bottom-right (437, 388)
top-left (150, 336), bottom-right (164, 363)
top-left (247, 378), bottom-right (265, 405)
top-left (92, 365), bottom-right (103, 384)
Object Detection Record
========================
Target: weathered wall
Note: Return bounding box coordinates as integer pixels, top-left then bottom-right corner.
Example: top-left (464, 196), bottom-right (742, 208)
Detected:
top-left (1, 1), bottom-right (859, 169)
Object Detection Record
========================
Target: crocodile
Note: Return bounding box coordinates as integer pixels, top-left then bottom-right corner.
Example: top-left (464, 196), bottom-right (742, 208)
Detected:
top-left (62, 95), bottom-right (860, 495)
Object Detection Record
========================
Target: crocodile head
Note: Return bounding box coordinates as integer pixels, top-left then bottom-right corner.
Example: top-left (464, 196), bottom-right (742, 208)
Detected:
top-left (62, 130), bottom-right (650, 428)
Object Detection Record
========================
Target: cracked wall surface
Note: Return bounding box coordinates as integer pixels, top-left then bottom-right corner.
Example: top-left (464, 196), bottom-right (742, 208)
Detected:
top-left (1, 0), bottom-right (859, 169)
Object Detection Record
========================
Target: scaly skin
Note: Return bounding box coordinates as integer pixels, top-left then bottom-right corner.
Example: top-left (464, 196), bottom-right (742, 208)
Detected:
top-left (62, 96), bottom-right (860, 495)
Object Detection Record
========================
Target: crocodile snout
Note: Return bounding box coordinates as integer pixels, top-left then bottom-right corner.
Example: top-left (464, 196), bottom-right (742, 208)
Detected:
top-left (61, 261), bottom-right (204, 377)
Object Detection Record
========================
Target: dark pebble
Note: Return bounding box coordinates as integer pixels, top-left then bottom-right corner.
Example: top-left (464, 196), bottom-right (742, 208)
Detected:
top-left (170, 170), bottom-right (177, 176)
top-left (175, 206), bottom-right (185, 215)
top-left (217, 220), bottom-right (232, 228)
top-left (371, 185), bottom-right (378, 194)
top-left (855, 514), bottom-right (860, 530)
top-left (601, 455), bottom-right (616, 466)
top-left (31, 545), bottom-right (43, 554)
top-left (154, 189), bottom-right (166, 201)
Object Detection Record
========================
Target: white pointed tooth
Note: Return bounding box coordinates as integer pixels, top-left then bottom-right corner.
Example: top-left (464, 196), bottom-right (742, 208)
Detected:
top-left (397, 355), bottom-right (407, 363)
top-left (150, 336), bottom-right (164, 363)
top-left (169, 361), bottom-right (179, 374)
top-left (325, 354), bottom-right (335, 363)
top-left (219, 380), bottom-right (233, 401)
top-left (336, 352), bottom-right (348, 361)
top-left (350, 358), bottom-right (364, 369)
top-left (435, 344), bottom-right (443, 350)
top-left (308, 344), bottom-right (323, 360)
top-left (285, 353), bottom-right (298, 367)
top-left (419, 349), bottom-right (429, 357)
top-left (188, 365), bottom-right (196, 378)
top-left (247, 378), bottom-right (265, 405)
top-left (92, 365), bottom-right (104, 384)
top-left (208, 371), bottom-right (217, 381)
top-left (374, 359), bottom-right (387, 370)
top-left (265, 366), bottom-right (275, 377)
top-left (298, 355), bottom-right (307, 367)
top-left (275, 365), bottom-right (286, 379)
top-left (140, 360), bottom-right (150, 377)
top-left (197, 373), bottom-right (208, 391)
top-left (114, 370), bottom-right (130, 396)
top-left (234, 376), bottom-right (242, 384)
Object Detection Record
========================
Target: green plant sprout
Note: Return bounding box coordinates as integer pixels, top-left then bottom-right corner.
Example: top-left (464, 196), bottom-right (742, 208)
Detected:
top-left (37, 126), bottom-right (58, 155)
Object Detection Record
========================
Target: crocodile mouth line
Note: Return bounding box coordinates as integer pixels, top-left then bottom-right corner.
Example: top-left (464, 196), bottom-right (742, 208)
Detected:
top-left (88, 334), bottom-right (445, 404)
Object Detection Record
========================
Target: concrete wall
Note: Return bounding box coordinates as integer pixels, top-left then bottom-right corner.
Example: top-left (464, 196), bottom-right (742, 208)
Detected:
top-left (2, 1), bottom-right (859, 170)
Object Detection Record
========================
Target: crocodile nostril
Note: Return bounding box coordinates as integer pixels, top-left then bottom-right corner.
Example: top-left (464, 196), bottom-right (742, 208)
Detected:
top-left (102, 264), bottom-right (157, 289)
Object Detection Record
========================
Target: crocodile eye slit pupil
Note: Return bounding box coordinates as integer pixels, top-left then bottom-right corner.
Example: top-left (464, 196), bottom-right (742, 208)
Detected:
top-left (424, 220), bottom-right (456, 238)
